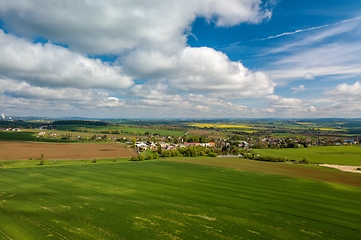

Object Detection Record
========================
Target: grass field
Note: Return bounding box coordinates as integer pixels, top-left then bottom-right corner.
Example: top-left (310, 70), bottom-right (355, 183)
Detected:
top-left (1, 160), bottom-right (361, 239)
top-left (0, 131), bottom-right (77, 143)
top-left (54, 124), bottom-right (185, 136)
top-left (0, 131), bottom-right (38, 141)
top-left (252, 146), bottom-right (361, 165)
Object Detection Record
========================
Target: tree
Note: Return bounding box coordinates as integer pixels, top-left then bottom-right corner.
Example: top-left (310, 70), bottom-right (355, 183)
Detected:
top-left (131, 138), bottom-right (136, 148)
top-left (157, 143), bottom-right (162, 155)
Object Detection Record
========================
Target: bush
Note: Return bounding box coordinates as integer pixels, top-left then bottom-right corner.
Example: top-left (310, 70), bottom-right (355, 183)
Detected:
top-left (130, 155), bottom-right (145, 161)
top-left (300, 158), bottom-right (310, 164)
top-left (130, 156), bottom-right (139, 161)
top-left (162, 150), bottom-right (171, 158)
top-left (145, 154), bottom-right (153, 160)
top-left (138, 154), bottom-right (145, 161)
top-left (208, 152), bottom-right (217, 157)
top-left (39, 159), bottom-right (45, 165)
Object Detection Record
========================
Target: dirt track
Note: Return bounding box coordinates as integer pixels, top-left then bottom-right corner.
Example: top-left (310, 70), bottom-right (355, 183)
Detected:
top-left (0, 141), bottom-right (137, 160)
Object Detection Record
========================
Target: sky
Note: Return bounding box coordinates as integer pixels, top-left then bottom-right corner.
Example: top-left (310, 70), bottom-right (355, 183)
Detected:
top-left (0, 0), bottom-right (360, 119)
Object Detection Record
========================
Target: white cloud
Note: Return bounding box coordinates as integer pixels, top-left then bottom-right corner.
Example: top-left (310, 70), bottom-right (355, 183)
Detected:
top-left (0, 78), bottom-right (125, 112)
top-left (306, 106), bottom-right (316, 112)
top-left (97, 97), bottom-right (125, 108)
top-left (123, 47), bottom-right (274, 98)
top-left (265, 94), bottom-right (302, 108)
top-left (265, 20), bottom-right (361, 83)
top-left (268, 42), bottom-right (361, 82)
top-left (0, 30), bottom-right (133, 90)
top-left (291, 85), bottom-right (306, 93)
top-left (0, 0), bottom-right (279, 118)
top-left (324, 81), bottom-right (361, 101)
top-left (304, 73), bottom-right (315, 80)
top-left (0, 0), bottom-right (272, 55)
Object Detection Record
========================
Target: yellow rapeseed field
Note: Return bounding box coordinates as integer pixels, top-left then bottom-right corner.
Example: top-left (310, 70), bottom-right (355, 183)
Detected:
top-left (189, 123), bottom-right (253, 129)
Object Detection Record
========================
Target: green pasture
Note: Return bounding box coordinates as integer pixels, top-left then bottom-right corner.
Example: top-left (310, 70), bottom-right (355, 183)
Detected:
top-left (116, 126), bottom-right (185, 136)
top-left (0, 131), bottom-right (36, 141)
top-left (0, 131), bottom-right (75, 143)
top-left (1, 160), bottom-right (360, 239)
top-left (0, 158), bottom-right (130, 169)
top-left (253, 146), bottom-right (361, 165)
top-left (54, 124), bottom-right (185, 136)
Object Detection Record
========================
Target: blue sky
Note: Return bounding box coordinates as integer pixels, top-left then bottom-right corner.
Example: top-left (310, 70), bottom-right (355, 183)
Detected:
top-left (0, 0), bottom-right (360, 118)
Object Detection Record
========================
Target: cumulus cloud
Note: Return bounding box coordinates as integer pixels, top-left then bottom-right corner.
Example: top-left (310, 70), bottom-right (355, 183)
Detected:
top-left (265, 94), bottom-right (302, 109)
top-left (0, 30), bottom-right (133, 90)
top-left (324, 82), bottom-right (361, 101)
top-left (306, 106), bottom-right (316, 112)
top-left (123, 47), bottom-right (274, 98)
top-left (97, 97), bottom-right (125, 108)
top-left (0, 0), bottom-right (272, 54)
top-left (0, 78), bottom-right (125, 112)
top-left (0, 0), bottom-right (279, 117)
top-left (0, 78), bottom-right (93, 101)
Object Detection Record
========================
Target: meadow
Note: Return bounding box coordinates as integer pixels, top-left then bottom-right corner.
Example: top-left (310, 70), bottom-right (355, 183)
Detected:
top-left (54, 124), bottom-right (185, 136)
top-left (252, 145), bottom-right (361, 165)
top-left (1, 160), bottom-right (361, 239)
top-left (0, 131), bottom-right (38, 141)
top-left (0, 131), bottom-right (77, 143)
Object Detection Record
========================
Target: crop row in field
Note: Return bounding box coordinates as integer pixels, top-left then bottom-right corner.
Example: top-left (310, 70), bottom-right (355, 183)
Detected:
top-left (252, 145), bottom-right (361, 165)
top-left (1, 160), bottom-right (361, 239)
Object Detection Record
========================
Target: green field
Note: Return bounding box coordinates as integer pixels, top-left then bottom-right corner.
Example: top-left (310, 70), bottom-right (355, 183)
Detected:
top-left (0, 131), bottom-right (37, 141)
top-left (252, 146), bottom-right (361, 165)
top-left (54, 124), bottom-right (185, 136)
top-left (0, 131), bottom-right (76, 143)
top-left (1, 160), bottom-right (360, 239)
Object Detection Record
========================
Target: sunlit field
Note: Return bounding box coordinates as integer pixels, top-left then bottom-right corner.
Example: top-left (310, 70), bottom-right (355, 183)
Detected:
top-left (253, 145), bottom-right (361, 165)
top-left (1, 160), bottom-right (360, 239)
top-left (189, 123), bottom-right (253, 129)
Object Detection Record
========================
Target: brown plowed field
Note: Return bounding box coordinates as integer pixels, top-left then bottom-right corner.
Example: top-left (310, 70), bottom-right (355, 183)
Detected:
top-left (169, 157), bottom-right (361, 187)
top-left (0, 141), bottom-right (137, 160)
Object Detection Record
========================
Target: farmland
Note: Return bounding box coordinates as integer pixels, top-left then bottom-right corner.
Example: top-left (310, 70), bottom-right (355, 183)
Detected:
top-left (188, 123), bottom-right (253, 129)
top-left (252, 145), bottom-right (361, 166)
top-left (1, 118), bottom-right (361, 239)
top-left (0, 141), bottom-right (137, 161)
top-left (1, 160), bottom-right (361, 239)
